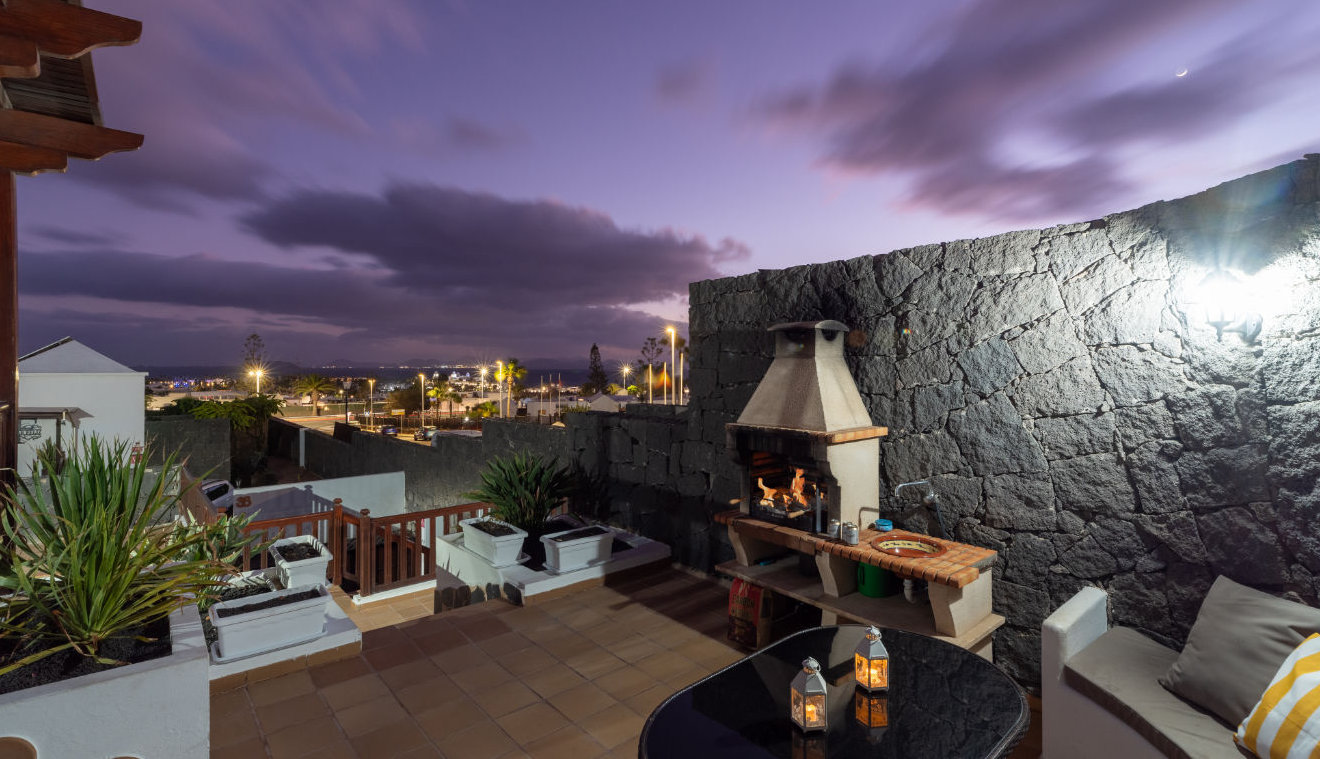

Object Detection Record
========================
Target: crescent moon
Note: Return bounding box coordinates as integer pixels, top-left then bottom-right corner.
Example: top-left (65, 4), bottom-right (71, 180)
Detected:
top-left (1175, 68), bottom-right (1189, 77)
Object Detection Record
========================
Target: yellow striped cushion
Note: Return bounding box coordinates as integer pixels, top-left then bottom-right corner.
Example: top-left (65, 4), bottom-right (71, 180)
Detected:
top-left (1235, 633), bottom-right (1320, 759)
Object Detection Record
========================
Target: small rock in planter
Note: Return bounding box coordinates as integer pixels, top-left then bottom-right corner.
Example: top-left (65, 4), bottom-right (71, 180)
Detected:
top-left (276, 543), bottom-right (323, 562)
top-left (470, 519), bottom-right (517, 537)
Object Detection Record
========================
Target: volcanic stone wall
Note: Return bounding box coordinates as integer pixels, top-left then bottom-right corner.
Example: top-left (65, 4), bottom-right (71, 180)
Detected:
top-left (684, 155), bottom-right (1320, 683)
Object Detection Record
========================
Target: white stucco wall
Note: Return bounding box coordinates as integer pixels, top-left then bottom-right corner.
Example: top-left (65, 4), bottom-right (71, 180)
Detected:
top-left (17, 371), bottom-right (146, 475)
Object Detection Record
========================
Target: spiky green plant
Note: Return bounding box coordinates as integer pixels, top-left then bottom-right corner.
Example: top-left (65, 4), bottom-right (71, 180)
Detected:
top-left (464, 453), bottom-right (576, 535)
top-left (0, 438), bottom-right (241, 675)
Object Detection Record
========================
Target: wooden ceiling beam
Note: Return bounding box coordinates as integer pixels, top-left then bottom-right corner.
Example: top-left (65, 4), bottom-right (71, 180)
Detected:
top-left (0, 34), bottom-right (38, 78)
top-left (0, 0), bottom-right (140, 59)
top-left (0, 108), bottom-right (139, 159)
top-left (0, 138), bottom-right (64, 174)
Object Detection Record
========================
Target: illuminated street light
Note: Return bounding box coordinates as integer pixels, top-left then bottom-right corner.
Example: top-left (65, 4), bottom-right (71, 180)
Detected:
top-left (368, 378), bottom-right (376, 428)
top-left (248, 368), bottom-right (264, 396)
top-left (496, 360), bottom-right (505, 417)
top-left (480, 366), bottom-right (488, 400)
top-left (418, 372), bottom-right (427, 426)
top-left (666, 326), bottom-right (676, 405)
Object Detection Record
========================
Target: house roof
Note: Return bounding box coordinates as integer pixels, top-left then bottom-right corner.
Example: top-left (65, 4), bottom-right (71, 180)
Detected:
top-left (18, 337), bottom-right (139, 374)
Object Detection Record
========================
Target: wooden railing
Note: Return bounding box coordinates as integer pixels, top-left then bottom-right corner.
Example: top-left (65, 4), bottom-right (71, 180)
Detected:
top-left (241, 498), bottom-right (494, 598)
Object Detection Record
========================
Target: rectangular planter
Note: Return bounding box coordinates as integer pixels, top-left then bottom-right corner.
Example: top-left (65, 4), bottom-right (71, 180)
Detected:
top-left (460, 517), bottom-right (527, 568)
top-left (269, 534), bottom-right (332, 588)
top-left (209, 584), bottom-right (329, 662)
top-left (541, 525), bottom-right (614, 573)
top-left (0, 605), bottom-right (209, 758)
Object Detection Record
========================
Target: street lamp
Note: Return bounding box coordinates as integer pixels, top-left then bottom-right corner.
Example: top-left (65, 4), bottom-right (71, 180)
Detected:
top-left (418, 372), bottom-right (427, 426)
top-left (343, 379), bottom-right (352, 424)
top-left (368, 378), bottom-right (375, 429)
top-left (248, 368), bottom-right (264, 396)
top-left (647, 364), bottom-right (652, 404)
top-left (620, 364), bottom-right (631, 392)
top-left (480, 366), bottom-right (488, 400)
top-left (666, 326), bottom-right (676, 405)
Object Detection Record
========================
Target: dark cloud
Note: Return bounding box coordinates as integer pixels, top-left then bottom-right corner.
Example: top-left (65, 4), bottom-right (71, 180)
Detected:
top-left (240, 182), bottom-right (748, 305)
top-left (754, 0), bottom-right (1273, 221)
top-left (19, 185), bottom-right (739, 363)
top-left (446, 118), bottom-right (523, 150)
top-left (25, 226), bottom-right (125, 247)
top-left (655, 59), bottom-right (713, 104)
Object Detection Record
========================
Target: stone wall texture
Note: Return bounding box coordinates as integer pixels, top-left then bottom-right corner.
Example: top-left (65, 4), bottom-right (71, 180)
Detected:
top-left (684, 155), bottom-right (1320, 683)
top-left (145, 417), bottom-right (230, 480)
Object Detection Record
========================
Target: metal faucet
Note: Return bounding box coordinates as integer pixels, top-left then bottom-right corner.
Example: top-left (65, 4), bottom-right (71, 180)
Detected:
top-left (894, 479), bottom-right (937, 505)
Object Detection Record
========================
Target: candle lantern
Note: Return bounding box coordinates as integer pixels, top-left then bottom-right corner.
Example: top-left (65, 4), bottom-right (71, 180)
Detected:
top-left (789, 657), bottom-right (828, 732)
top-left (854, 626), bottom-right (889, 691)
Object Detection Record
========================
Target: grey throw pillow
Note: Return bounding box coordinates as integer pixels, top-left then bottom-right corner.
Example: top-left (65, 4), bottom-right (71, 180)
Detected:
top-left (1159, 575), bottom-right (1320, 727)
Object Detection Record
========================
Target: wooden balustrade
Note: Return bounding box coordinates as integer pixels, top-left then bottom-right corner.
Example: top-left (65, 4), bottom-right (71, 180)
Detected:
top-left (241, 499), bottom-right (494, 598)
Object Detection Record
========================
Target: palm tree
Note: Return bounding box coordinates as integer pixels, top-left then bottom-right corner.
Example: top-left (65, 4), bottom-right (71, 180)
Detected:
top-left (291, 374), bottom-right (336, 416)
top-left (428, 380), bottom-right (463, 418)
top-left (471, 401), bottom-right (499, 418)
top-left (496, 358), bottom-right (528, 416)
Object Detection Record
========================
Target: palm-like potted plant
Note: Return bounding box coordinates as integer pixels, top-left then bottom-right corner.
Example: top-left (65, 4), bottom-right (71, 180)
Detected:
top-left (0, 438), bottom-right (241, 757)
top-left (462, 453), bottom-right (576, 568)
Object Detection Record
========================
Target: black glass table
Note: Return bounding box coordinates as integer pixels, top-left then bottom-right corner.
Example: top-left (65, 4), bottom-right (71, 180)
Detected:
top-left (641, 625), bottom-right (1028, 759)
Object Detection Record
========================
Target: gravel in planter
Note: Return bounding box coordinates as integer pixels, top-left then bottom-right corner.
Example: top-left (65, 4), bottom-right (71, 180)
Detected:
top-left (212, 588), bottom-right (323, 618)
top-left (275, 543), bottom-right (323, 562)
top-left (549, 526), bottom-right (610, 542)
top-left (470, 520), bottom-right (518, 537)
top-left (0, 616), bottom-right (172, 695)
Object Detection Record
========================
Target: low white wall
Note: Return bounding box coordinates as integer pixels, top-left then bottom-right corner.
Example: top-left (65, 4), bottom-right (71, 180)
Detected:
top-left (0, 605), bottom-right (209, 758)
top-left (238, 471), bottom-right (407, 517)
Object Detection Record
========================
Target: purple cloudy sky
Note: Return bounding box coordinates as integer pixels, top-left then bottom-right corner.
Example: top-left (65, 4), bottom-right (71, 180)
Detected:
top-left (15, 0), bottom-right (1320, 367)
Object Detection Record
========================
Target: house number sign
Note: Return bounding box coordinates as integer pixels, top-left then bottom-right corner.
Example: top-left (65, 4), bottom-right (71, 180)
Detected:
top-left (17, 421), bottom-right (42, 443)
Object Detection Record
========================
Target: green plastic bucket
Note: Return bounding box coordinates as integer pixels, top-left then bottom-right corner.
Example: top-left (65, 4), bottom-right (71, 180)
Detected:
top-left (857, 563), bottom-right (897, 598)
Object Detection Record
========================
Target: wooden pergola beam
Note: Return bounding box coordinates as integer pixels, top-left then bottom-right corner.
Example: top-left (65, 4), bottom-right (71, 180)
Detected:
top-left (0, 138), bottom-right (65, 174)
top-left (0, 33), bottom-right (39, 78)
top-left (0, 108), bottom-right (140, 159)
top-left (0, 0), bottom-right (140, 59)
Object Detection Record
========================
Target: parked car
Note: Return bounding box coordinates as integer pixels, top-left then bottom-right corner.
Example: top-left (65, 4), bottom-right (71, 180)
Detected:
top-left (413, 426), bottom-right (437, 441)
top-left (201, 479), bottom-right (235, 513)
top-left (379, 425), bottom-right (399, 436)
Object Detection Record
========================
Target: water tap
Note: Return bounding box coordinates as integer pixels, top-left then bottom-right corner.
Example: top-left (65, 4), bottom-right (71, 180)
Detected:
top-left (893, 479), bottom-right (938, 506)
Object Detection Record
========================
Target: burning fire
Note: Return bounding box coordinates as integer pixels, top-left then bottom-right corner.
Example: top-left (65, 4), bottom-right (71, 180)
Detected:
top-left (758, 468), bottom-right (814, 511)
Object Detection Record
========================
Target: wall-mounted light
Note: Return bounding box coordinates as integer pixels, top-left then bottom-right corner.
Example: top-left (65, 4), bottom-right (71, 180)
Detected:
top-left (1197, 269), bottom-right (1262, 343)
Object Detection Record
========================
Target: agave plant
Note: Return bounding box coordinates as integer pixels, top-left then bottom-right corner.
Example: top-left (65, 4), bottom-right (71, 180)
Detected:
top-left (464, 453), bottom-right (576, 536)
top-left (0, 438), bottom-right (241, 675)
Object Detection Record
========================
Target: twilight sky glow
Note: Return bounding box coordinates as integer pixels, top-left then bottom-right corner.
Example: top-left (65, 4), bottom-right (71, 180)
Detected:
top-left (16, 0), bottom-right (1320, 367)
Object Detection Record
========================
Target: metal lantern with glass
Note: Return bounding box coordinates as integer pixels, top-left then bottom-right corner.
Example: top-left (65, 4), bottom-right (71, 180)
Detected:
top-left (854, 688), bottom-right (889, 743)
top-left (854, 626), bottom-right (889, 691)
top-left (790, 657), bottom-right (828, 732)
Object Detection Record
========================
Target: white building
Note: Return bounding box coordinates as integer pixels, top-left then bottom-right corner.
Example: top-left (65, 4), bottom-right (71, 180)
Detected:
top-left (17, 338), bottom-right (146, 475)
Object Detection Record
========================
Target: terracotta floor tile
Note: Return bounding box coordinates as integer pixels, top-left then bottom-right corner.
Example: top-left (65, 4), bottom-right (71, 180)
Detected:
top-left (348, 720), bottom-right (431, 759)
top-left (399, 613), bottom-right (453, 638)
top-left (495, 700), bottom-right (570, 746)
top-left (563, 649), bottom-right (626, 680)
top-left (211, 705), bottom-right (262, 749)
top-left (577, 703), bottom-right (645, 749)
top-left (210, 688), bottom-right (252, 721)
top-left (363, 625), bottom-right (412, 651)
top-left (333, 696), bottom-right (410, 738)
top-left (472, 679), bottom-right (540, 718)
top-left (608, 635), bottom-right (663, 662)
top-left (521, 725), bottom-right (606, 759)
top-left (431, 643), bottom-right (490, 674)
top-left (475, 630), bottom-right (533, 657)
top-left (634, 651), bottom-right (695, 681)
top-left (308, 654), bottom-right (374, 688)
top-left (416, 696), bottom-right (487, 741)
top-left (292, 739), bottom-right (357, 759)
top-left (395, 677), bottom-right (466, 716)
top-left (624, 682), bottom-right (676, 717)
top-left (538, 632), bottom-right (596, 659)
top-left (364, 638), bottom-right (429, 671)
top-left (581, 622), bottom-right (633, 647)
top-left (413, 626), bottom-right (469, 656)
top-left (662, 662), bottom-right (712, 689)
top-left (593, 666), bottom-right (659, 700)
top-left (546, 681), bottom-right (616, 722)
top-left (378, 658), bottom-right (446, 691)
top-left (257, 691), bottom-right (332, 734)
top-left (248, 670), bottom-right (317, 707)
top-left (433, 721), bottom-right (516, 759)
top-left (521, 662), bottom-right (586, 699)
top-left (498, 645), bottom-right (557, 677)
top-left (265, 715), bottom-right (345, 759)
top-left (210, 736), bottom-right (269, 759)
top-left (451, 660), bottom-right (516, 694)
top-left (320, 673), bottom-right (392, 711)
top-left (396, 743), bottom-right (446, 759)
top-left (603, 740), bottom-right (639, 759)
top-left (452, 613), bottom-right (513, 642)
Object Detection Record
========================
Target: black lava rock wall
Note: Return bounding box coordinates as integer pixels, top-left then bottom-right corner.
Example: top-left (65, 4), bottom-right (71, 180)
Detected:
top-left (685, 155), bottom-right (1320, 684)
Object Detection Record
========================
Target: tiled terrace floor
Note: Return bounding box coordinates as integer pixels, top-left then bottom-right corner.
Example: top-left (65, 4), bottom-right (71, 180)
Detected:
top-left (211, 568), bottom-right (741, 758)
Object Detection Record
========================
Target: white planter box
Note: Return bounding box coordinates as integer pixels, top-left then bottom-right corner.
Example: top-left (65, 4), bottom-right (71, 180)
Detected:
top-left (269, 534), bottom-right (332, 588)
top-left (541, 525), bottom-right (614, 573)
top-left (0, 606), bottom-right (209, 758)
top-left (209, 584), bottom-right (329, 662)
top-left (460, 517), bottom-right (527, 567)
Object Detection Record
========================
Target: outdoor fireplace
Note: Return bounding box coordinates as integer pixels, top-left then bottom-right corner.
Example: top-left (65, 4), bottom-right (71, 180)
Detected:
top-left (726, 320), bottom-right (886, 530)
